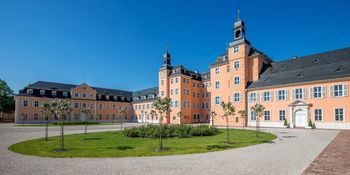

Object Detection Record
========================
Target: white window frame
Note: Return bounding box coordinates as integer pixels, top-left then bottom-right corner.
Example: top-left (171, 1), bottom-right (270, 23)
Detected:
top-left (335, 108), bottom-right (345, 122)
top-left (233, 92), bottom-right (241, 102)
top-left (264, 111), bottom-right (271, 121)
top-left (233, 46), bottom-right (239, 53)
top-left (314, 109), bottom-right (323, 122)
top-left (331, 84), bottom-right (348, 97)
top-left (263, 91), bottom-right (272, 102)
top-left (215, 67), bottom-right (220, 75)
top-left (249, 93), bottom-right (257, 103)
top-left (250, 110), bottom-right (256, 121)
top-left (214, 96), bottom-right (221, 105)
top-left (215, 81), bottom-right (220, 89)
top-left (40, 90), bottom-right (45, 95)
top-left (233, 60), bottom-right (240, 69)
top-left (234, 76), bottom-right (240, 85)
top-left (277, 90), bottom-right (288, 101)
top-left (279, 110), bottom-right (286, 121)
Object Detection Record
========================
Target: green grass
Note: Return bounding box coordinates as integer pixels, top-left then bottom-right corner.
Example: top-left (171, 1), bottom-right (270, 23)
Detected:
top-left (13, 122), bottom-right (117, 127)
top-left (9, 129), bottom-right (276, 158)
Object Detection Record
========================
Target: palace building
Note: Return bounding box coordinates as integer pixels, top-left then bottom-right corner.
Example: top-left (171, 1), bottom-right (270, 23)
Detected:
top-left (15, 12), bottom-right (350, 129)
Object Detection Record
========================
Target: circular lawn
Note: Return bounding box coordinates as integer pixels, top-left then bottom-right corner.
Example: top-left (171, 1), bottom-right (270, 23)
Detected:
top-left (9, 129), bottom-right (276, 158)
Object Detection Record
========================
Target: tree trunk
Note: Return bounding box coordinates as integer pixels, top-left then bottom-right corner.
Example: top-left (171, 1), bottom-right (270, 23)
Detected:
top-left (85, 115), bottom-right (88, 134)
top-left (226, 117), bottom-right (230, 144)
top-left (60, 115), bottom-right (64, 150)
top-left (159, 121), bottom-right (163, 150)
top-left (0, 111), bottom-right (3, 122)
top-left (120, 116), bottom-right (123, 131)
top-left (45, 116), bottom-right (48, 141)
top-left (256, 116), bottom-right (258, 138)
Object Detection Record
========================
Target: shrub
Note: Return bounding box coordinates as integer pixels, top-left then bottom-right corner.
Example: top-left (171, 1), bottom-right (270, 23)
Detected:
top-left (308, 119), bottom-right (313, 127)
top-left (283, 119), bottom-right (288, 126)
top-left (123, 124), bottom-right (219, 138)
top-left (52, 121), bottom-right (99, 125)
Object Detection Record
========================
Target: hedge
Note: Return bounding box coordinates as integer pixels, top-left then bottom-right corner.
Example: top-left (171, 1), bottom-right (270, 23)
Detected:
top-left (123, 125), bottom-right (219, 138)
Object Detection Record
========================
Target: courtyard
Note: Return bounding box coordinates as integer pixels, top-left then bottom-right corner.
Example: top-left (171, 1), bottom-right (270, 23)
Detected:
top-left (0, 123), bottom-right (342, 175)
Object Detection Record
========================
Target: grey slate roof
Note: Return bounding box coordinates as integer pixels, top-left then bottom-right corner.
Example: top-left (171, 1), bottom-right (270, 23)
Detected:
top-left (19, 81), bottom-right (158, 102)
top-left (248, 47), bottom-right (350, 89)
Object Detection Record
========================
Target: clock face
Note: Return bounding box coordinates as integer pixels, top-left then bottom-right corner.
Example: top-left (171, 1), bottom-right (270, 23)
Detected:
top-left (160, 71), bottom-right (165, 79)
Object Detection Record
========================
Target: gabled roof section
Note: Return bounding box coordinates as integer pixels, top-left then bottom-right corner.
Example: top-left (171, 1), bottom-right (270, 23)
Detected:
top-left (248, 47), bottom-right (350, 89)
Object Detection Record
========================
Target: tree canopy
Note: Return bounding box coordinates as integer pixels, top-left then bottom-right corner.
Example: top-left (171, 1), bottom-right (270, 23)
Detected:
top-left (0, 79), bottom-right (15, 113)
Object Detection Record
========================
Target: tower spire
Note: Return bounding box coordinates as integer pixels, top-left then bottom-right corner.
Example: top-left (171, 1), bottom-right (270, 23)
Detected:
top-left (163, 46), bottom-right (171, 66)
top-left (237, 9), bottom-right (240, 21)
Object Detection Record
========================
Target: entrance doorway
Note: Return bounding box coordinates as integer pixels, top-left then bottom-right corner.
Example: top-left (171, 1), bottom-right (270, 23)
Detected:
top-left (295, 110), bottom-right (306, 127)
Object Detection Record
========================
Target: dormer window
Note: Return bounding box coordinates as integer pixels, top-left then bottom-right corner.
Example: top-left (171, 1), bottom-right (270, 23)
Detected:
top-left (27, 89), bottom-right (33, 94)
top-left (281, 65), bottom-right (287, 69)
top-left (98, 95), bottom-right (102, 99)
top-left (335, 66), bottom-right (344, 72)
top-left (114, 96), bottom-right (118, 100)
top-left (74, 93), bottom-right (79, 97)
top-left (265, 78), bottom-right (270, 81)
top-left (40, 90), bottom-right (45, 95)
top-left (312, 58), bottom-right (320, 63)
top-left (296, 72), bottom-right (304, 78)
top-left (63, 92), bottom-right (68, 97)
top-left (52, 91), bottom-right (57, 96)
top-left (106, 95), bottom-right (109, 99)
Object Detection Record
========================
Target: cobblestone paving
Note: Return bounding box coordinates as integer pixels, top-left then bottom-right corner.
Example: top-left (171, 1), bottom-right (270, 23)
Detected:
top-left (302, 130), bottom-right (350, 175)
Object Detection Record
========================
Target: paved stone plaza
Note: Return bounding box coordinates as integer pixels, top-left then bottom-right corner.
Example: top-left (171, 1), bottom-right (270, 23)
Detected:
top-left (0, 123), bottom-right (342, 175)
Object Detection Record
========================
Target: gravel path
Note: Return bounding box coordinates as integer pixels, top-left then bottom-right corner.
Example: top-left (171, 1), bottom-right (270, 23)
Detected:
top-left (0, 123), bottom-right (339, 175)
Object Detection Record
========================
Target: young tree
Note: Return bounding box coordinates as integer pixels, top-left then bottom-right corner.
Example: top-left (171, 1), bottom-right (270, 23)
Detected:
top-left (221, 101), bottom-right (235, 144)
top-left (238, 110), bottom-right (247, 130)
top-left (51, 99), bottom-right (72, 151)
top-left (176, 111), bottom-right (183, 125)
top-left (250, 103), bottom-right (265, 138)
top-left (0, 79), bottom-right (15, 121)
top-left (119, 109), bottom-right (126, 130)
top-left (209, 111), bottom-right (217, 127)
top-left (39, 102), bottom-right (53, 141)
top-left (153, 97), bottom-right (172, 151)
top-left (80, 108), bottom-right (91, 134)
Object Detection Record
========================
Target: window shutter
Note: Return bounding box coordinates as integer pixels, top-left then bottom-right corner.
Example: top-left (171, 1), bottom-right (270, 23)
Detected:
top-left (270, 91), bottom-right (273, 101)
top-left (322, 87), bottom-right (326, 98)
top-left (275, 91), bottom-right (278, 101)
top-left (285, 90), bottom-right (289, 100)
top-left (330, 86), bottom-right (334, 97)
top-left (256, 92), bottom-right (260, 102)
top-left (292, 89), bottom-right (295, 100)
top-left (239, 92), bottom-right (242, 102)
top-left (310, 88), bottom-right (314, 99)
top-left (261, 92), bottom-right (264, 102)
top-left (248, 93), bottom-right (251, 103)
top-left (304, 88), bottom-right (308, 99)
top-left (344, 84), bottom-right (348, 96)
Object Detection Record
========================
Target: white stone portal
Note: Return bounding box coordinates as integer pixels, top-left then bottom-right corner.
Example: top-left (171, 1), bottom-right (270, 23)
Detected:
top-left (289, 100), bottom-right (310, 128)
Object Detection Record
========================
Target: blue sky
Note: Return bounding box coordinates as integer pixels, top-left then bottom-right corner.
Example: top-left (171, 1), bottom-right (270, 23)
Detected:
top-left (1, 0), bottom-right (350, 93)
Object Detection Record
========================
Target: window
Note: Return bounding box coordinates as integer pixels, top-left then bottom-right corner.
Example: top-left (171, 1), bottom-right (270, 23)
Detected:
top-left (294, 88), bottom-right (305, 99)
top-left (175, 88), bottom-right (178, 95)
top-left (279, 110), bottom-right (286, 121)
top-left (98, 94), bottom-right (101, 99)
top-left (63, 92), bottom-right (68, 97)
top-left (74, 103), bottom-right (79, 108)
top-left (226, 65), bottom-right (230, 72)
top-left (214, 97), bottom-right (221, 105)
top-left (170, 89), bottom-right (173, 95)
top-left (311, 86), bottom-right (324, 98)
top-left (34, 101), bottom-right (39, 107)
top-left (34, 113), bottom-right (39, 120)
top-left (23, 100), bottom-right (28, 107)
top-left (82, 103), bottom-right (87, 108)
top-left (263, 91), bottom-right (271, 101)
top-left (27, 89), bottom-right (33, 94)
top-left (335, 108), bottom-right (344, 121)
top-left (52, 91), bottom-right (57, 96)
top-left (233, 92), bottom-right (241, 102)
top-left (314, 109), bottom-right (323, 121)
top-left (161, 91), bottom-right (164, 96)
top-left (40, 90), bottom-right (45, 95)
top-left (277, 90), bottom-right (287, 101)
top-left (332, 84), bottom-right (348, 97)
top-left (234, 61), bottom-right (240, 69)
top-left (215, 67), bottom-right (220, 75)
top-left (82, 93), bottom-right (87, 98)
top-left (215, 81), bottom-right (220, 89)
top-left (175, 78), bottom-right (178, 83)
top-left (249, 93), bottom-right (257, 102)
top-left (75, 93), bottom-right (79, 97)
top-left (250, 111), bottom-right (256, 121)
top-left (174, 101), bottom-right (179, 108)
top-left (161, 80), bottom-right (164, 86)
top-left (234, 76), bottom-right (240, 85)
top-left (233, 46), bottom-right (239, 53)
top-left (170, 79), bottom-right (174, 84)
top-left (264, 111), bottom-right (271, 121)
